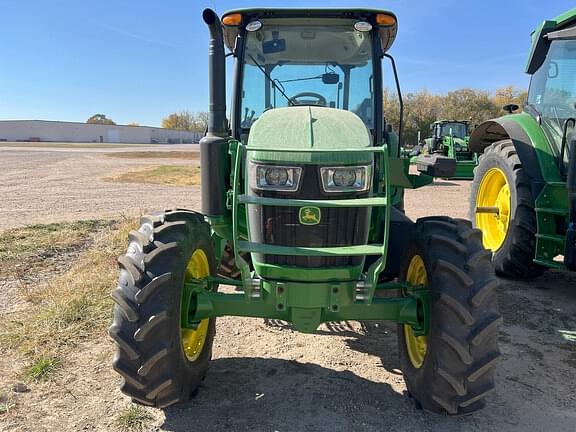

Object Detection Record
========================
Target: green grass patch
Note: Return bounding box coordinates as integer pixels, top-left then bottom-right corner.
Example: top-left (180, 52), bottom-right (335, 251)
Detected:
top-left (115, 405), bottom-right (153, 431)
top-left (105, 151), bottom-right (199, 160)
top-left (26, 357), bottom-right (61, 382)
top-left (104, 165), bottom-right (200, 186)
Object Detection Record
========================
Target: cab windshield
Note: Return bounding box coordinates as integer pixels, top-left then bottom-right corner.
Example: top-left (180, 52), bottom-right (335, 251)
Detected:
top-left (241, 18), bottom-right (375, 129)
top-left (439, 122), bottom-right (468, 138)
top-left (528, 38), bottom-right (576, 164)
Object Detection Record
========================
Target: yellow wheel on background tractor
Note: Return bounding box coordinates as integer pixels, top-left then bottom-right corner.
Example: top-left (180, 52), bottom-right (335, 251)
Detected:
top-left (470, 139), bottom-right (546, 277)
top-left (475, 168), bottom-right (511, 251)
top-left (403, 255), bottom-right (428, 369)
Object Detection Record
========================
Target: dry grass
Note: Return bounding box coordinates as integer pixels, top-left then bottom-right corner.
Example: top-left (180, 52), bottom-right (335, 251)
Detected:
top-left (0, 393), bottom-right (15, 415)
top-left (0, 218), bottom-right (134, 364)
top-left (104, 165), bottom-right (200, 186)
top-left (105, 151), bottom-right (199, 160)
top-left (0, 220), bottom-right (113, 276)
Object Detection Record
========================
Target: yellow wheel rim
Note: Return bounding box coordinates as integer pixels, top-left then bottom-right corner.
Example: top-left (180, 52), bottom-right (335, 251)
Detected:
top-left (181, 249), bottom-right (210, 362)
top-left (475, 168), bottom-right (511, 251)
top-left (403, 255), bottom-right (428, 369)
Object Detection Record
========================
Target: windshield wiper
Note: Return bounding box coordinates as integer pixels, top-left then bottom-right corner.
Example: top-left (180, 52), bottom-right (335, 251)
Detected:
top-left (248, 55), bottom-right (294, 106)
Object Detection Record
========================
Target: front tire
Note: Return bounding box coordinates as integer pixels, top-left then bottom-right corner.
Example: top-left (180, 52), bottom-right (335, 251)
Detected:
top-left (470, 140), bottom-right (546, 277)
top-left (398, 217), bottom-right (501, 415)
top-left (109, 209), bottom-right (217, 408)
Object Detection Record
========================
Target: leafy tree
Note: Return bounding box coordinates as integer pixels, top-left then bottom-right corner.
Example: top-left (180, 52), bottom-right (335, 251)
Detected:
top-left (384, 86), bottom-right (527, 146)
top-left (86, 114), bottom-right (116, 125)
top-left (440, 88), bottom-right (498, 127)
top-left (161, 111), bottom-right (209, 132)
top-left (493, 85), bottom-right (528, 112)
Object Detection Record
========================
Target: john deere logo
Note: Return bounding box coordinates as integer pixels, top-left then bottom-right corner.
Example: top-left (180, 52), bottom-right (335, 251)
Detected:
top-left (299, 206), bottom-right (321, 225)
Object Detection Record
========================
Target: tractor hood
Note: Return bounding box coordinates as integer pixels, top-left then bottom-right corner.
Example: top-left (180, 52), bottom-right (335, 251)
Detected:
top-left (247, 106), bottom-right (373, 165)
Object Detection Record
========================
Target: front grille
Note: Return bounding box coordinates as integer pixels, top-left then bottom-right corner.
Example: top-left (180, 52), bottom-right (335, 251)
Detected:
top-left (248, 165), bottom-right (370, 267)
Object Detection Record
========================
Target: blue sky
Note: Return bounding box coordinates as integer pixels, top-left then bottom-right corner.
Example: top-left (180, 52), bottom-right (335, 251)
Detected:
top-left (0, 0), bottom-right (573, 126)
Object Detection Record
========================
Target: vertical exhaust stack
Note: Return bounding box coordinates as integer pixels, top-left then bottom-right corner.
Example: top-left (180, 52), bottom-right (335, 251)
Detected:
top-left (200, 8), bottom-right (229, 217)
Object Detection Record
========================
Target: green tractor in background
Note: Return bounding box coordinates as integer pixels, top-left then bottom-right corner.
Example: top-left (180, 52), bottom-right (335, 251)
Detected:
top-left (109, 8), bottom-right (500, 414)
top-left (410, 120), bottom-right (477, 180)
top-left (470, 7), bottom-right (576, 277)
top-left (422, 120), bottom-right (477, 180)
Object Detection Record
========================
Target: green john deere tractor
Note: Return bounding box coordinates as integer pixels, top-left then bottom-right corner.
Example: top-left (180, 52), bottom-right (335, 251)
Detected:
top-left (109, 8), bottom-right (500, 414)
top-left (422, 120), bottom-right (477, 180)
top-left (470, 7), bottom-right (576, 277)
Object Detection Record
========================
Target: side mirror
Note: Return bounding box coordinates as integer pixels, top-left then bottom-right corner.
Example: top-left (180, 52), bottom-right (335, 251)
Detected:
top-left (503, 104), bottom-right (519, 114)
top-left (321, 72), bottom-right (339, 85)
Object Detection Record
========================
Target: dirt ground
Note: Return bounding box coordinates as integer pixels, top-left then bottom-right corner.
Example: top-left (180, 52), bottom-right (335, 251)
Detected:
top-left (1, 145), bottom-right (576, 431)
top-left (0, 143), bottom-right (201, 231)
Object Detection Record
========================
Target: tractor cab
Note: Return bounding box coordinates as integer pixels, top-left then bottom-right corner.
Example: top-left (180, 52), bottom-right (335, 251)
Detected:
top-left (426, 120), bottom-right (471, 159)
top-left (526, 23), bottom-right (576, 176)
top-left (432, 120), bottom-right (469, 140)
top-left (220, 9), bottom-right (399, 145)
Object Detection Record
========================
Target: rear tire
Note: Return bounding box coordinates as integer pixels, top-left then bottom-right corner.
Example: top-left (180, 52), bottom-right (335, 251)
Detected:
top-left (109, 209), bottom-right (217, 408)
top-left (398, 217), bottom-right (501, 415)
top-left (470, 140), bottom-right (546, 278)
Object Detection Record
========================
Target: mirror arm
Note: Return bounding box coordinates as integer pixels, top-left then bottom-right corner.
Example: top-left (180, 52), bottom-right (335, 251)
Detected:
top-left (384, 53), bottom-right (403, 148)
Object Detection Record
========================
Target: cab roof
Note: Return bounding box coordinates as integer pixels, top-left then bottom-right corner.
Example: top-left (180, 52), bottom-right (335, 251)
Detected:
top-left (221, 8), bottom-right (398, 53)
top-left (526, 7), bottom-right (576, 74)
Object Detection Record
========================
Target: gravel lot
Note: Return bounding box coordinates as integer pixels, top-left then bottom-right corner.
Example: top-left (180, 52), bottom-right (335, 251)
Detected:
top-left (0, 143), bottom-right (201, 231)
top-left (1, 144), bottom-right (575, 431)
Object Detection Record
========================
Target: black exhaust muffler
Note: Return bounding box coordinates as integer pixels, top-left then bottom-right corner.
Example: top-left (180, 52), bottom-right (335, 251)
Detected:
top-left (200, 8), bottom-right (230, 217)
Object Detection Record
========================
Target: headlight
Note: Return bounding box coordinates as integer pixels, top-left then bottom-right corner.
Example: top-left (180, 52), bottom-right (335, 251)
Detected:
top-left (320, 165), bottom-right (371, 193)
top-left (249, 162), bottom-right (302, 191)
top-left (454, 144), bottom-right (462, 152)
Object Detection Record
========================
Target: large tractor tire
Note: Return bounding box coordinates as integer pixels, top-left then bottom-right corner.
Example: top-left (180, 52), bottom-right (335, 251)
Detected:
top-left (398, 217), bottom-right (501, 415)
top-left (109, 209), bottom-right (217, 408)
top-left (469, 140), bottom-right (546, 278)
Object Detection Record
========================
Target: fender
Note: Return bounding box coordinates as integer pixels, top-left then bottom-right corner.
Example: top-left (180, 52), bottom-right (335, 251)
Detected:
top-left (469, 113), bottom-right (562, 199)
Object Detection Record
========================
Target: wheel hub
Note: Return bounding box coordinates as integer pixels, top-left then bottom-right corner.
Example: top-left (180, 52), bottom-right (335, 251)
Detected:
top-left (404, 255), bottom-right (428, 369)
top-left (181, 249), bottom-right (210, 362)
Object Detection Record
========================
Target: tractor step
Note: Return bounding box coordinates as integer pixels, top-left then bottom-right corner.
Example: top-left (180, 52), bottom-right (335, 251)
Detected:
top-left (535, 207), bottom-right (568, 215)
top-left (535, 233), bottom-right (566, 243)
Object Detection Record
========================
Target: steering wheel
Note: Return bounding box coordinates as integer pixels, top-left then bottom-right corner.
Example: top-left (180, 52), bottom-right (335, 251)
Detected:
top-left (289, 92), bottom-right (327, 106)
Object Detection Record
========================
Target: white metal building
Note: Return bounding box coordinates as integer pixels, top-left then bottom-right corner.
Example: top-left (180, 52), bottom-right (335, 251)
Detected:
top-left (0, 120), bottom-right (202, 144)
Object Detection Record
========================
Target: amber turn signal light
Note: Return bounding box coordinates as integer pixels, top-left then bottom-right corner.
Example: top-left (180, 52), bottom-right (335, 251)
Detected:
top-left (222, 13), bottom-right (242, 26)
top-left (375, 14), bottom-right (396, 26)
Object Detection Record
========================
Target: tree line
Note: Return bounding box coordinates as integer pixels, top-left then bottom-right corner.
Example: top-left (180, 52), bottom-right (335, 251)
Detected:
top-left (84, 111), bottom-right (209, 132)
top-left (85, 86), bottom-right (526, 142)
top-left (384, 86), bottom-right (527, 146)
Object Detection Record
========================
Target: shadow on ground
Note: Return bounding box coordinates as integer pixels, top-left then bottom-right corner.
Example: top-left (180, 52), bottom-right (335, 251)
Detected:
top-left (161, 357), bottom-right (415, 432)
top-left (161, 271), bottom-right (576, 432)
